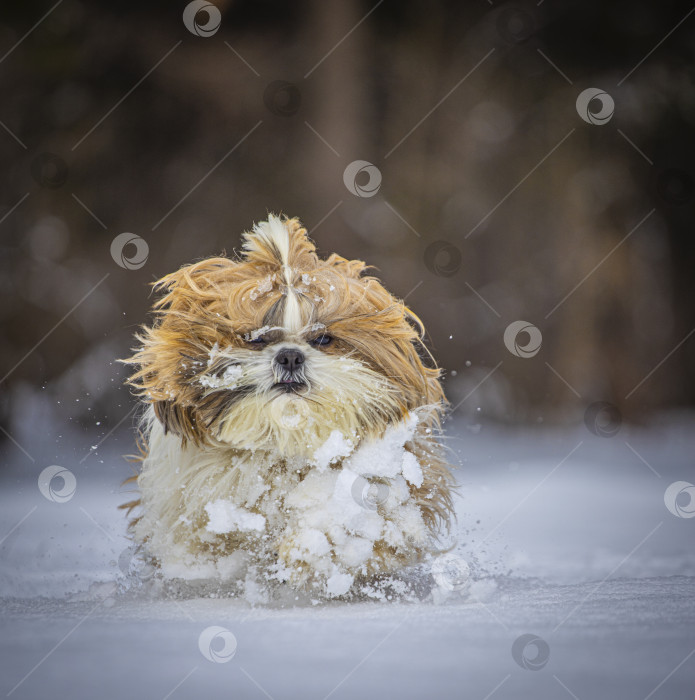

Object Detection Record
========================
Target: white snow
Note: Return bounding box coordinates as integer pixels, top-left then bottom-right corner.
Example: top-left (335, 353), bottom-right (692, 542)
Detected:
top-left (291, 528), bottom-right (331, 557)
top-left (312, 429), bottom-right (354, 471)
top-left (401, 450), bottom-right (423, 487)
top-left (198, 364), bottom-right (243, 390)
top-left (204, 500), bottom-right (266, 534)
top-left (249, 274), bottom-right (274, 300)
top-left (345, 413), bottom-right (418, 478)
top-left (243, 325), bottom-right (275, 341)
top-left (326, 571), bottom-right (354, 597)
top-left (206, 341), bottom-right (220, 366)
top-left (2, 417), bottom-right (695, 699)
top-left (245, 417), bottom-right (432, 585)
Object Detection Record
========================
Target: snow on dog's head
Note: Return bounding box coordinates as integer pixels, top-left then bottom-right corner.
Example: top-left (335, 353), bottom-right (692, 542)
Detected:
top-left (124, 215), bottom-right (444, 458)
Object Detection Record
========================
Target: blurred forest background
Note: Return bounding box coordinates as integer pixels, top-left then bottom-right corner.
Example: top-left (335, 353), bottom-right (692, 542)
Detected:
top-left (1, 0), bottom-right (694, 450)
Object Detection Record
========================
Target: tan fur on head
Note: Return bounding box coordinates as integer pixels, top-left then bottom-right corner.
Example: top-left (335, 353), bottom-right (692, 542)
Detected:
top-left (123, 214), bottom-right (455, 597)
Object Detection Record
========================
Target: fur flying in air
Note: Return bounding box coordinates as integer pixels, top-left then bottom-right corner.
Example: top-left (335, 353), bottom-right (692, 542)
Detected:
top-left (122, 215), bottom-right (454, 598)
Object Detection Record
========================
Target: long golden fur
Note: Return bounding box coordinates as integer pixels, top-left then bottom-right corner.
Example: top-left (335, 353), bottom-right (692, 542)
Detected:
top-left (123, 215), bottom-right (454, 597)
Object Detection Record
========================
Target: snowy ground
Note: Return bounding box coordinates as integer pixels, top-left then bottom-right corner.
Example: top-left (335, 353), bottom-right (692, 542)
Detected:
top-left (1, 414), bottom-right (695, 699)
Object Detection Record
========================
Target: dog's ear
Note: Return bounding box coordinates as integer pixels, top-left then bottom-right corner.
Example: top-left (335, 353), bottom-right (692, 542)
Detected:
top-left (153, 400), bottom-right (206, 445)
top-left (320, 268), bottom-right (445, 408)
top-left (122, 257), bottom-right (242, 441)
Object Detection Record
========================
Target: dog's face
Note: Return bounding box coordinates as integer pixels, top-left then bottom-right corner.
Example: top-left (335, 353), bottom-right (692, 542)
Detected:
top-left (127, 216), bottom-right (444, 456)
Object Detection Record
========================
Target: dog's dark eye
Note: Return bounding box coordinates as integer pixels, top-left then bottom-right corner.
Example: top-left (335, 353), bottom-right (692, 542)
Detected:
top-left (246, 336), bottom-right (267, 346)
top-left (310, 334), bottom-right (333, 347)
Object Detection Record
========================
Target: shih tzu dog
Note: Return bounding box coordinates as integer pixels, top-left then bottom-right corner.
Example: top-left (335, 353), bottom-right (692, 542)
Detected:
top-left (122, 215), bottom-right (454, 598)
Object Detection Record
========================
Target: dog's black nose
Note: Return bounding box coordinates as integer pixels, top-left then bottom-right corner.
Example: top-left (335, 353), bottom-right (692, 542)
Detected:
top-left (275, 348), bottom-right (305, 372)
